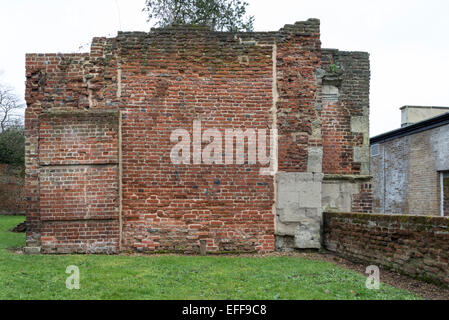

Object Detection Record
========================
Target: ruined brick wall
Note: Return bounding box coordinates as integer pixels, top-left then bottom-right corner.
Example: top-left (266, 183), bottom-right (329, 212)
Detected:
top-left (0, 164), bottom-right (25, 215)
top-left (321, 50), bottom-right (370, 176)
top-left (323, 212), bottom-right (449, 287)
top-left (319, 50), bottom-right (372, 216)
top-left (25, 19), bottom-right (371, 254)
top-left (350, 183), bottom-right (373, 213)
top-left (371, 123), bottom-right (449, 216)
top-left (272, 47), bottom-right (372, 251)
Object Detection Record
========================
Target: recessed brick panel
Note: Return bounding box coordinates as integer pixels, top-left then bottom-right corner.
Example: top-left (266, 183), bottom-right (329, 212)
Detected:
top-left (39, 112), bottom-right (119, 166)
top-left (39, 165), bottom-right (119, 221)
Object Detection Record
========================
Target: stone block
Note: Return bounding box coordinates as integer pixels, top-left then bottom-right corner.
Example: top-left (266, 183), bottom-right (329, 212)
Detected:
top-left (298, 182), bottom-right (321, 208)
top-left (295, 223), bottom-right (321, 249)
top-left (276, 172), bottom-right (322, 249)
top-left (351, 116), bottom-right (369, 134)
top-left (307, 147), bottom-right (323, 173)
top-left (24, 246), bottom-right (41, 254)
top-left (276, 221), bottom-right (298, 236)
top-left (277, 205), bottom-right (304, 223)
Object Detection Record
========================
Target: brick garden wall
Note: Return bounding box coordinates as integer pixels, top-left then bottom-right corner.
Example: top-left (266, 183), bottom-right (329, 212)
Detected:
top-left (0, 164), bottom-right (25, 215)
top-left (323, 211), bottom-right (449, 287)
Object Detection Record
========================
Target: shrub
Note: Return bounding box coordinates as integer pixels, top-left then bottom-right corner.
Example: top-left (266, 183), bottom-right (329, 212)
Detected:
top-left (0, 126), bottom-right (25, 166)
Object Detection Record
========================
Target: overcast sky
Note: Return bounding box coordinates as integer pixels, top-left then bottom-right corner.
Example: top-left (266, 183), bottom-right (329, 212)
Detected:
top-left (0, 0), bottom-right (448, 136)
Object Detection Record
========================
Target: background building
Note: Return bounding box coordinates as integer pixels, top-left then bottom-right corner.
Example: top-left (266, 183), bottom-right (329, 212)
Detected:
top-left (371, 106), bottom-right (449, 216)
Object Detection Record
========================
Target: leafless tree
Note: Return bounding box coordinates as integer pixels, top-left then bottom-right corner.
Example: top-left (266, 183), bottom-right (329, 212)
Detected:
top-left (0, 84), bottom-right (23, 132)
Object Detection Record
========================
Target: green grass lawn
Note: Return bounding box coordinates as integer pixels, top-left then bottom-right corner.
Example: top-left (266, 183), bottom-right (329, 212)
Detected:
top-left (0, 215), bottom-right (418, 300)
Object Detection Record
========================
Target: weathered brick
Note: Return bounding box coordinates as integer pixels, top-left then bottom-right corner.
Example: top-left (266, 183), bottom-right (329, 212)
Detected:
top-left (24, 19), bottom-right (371, 254)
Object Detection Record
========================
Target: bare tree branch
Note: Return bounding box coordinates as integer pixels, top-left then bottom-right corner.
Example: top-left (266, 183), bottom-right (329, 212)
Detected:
top-left (0, 84), bottom-right (24, 132)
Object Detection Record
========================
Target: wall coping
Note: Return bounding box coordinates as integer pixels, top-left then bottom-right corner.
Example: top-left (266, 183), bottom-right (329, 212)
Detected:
top-left (324, 211), bottom-right (449, 225)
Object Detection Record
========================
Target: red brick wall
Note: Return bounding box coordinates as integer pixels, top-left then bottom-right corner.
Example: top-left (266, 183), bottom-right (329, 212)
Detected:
top-left (322, 101), bottom-right (357, 173)
top-left (351, 183), bottom-right (373, 213)
top-left (324, 212), bottom-right (449, 287)
top-left (25, 20), bottom-right (324, 254)
top-left (25, 19), bottom-right (371, 254)
top-left (39, 166), bottom-right (119, 221)
top-left (25, 53), bottom-right (94, 246)
top-left (118, 27), bottom-right (276, 253)
top-left (276, 27), bottom-right (321, 171)
top-left (0, 164), bottom-right (25, 215)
